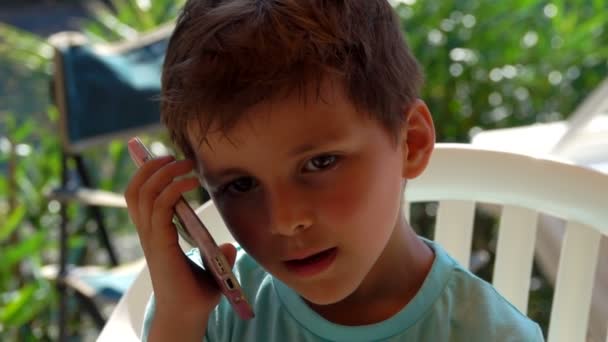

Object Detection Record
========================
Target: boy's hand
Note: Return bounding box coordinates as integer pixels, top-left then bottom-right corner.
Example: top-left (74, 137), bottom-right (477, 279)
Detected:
top-left (124, 156), bottom-right (236, 332)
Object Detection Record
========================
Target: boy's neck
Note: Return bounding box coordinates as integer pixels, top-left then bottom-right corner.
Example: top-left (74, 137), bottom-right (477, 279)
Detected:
top-left (306, 217), bottom-right (435, 326)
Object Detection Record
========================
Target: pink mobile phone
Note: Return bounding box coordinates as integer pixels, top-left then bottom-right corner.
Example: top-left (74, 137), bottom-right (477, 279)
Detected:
top-left (127, 136), bottom-right (254, 320)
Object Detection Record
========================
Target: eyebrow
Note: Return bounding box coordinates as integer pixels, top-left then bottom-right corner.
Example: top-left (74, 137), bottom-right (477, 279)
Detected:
top-left (204, 135), bottom-right (351, 182)
top-left (205, 143), bottom-right (324, 180)
top-left (289, 143), bottom-right (322, 156)
top-left (288, 132), bottom-right (351, 157)
top-left (202, 167), bottom-right (247, 184)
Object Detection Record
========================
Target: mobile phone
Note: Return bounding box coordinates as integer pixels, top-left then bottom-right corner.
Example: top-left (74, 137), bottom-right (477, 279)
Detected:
top-left (127, 136), bottom-right (254, 320)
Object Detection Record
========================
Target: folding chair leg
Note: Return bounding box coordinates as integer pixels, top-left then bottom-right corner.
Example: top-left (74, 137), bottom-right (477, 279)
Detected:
top-left (57, 282), bottom-right (68, 342)
top-left (58, 154), bottom-right (69, 342)
top-left (56, 204), bottom-right (107, 339)
top-left (74, 155), bottom-right (120, 266)
top-left (73, 290), bottom-right (107, 330)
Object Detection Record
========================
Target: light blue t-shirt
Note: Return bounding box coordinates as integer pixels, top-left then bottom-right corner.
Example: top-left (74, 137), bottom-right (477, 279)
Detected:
top-left (142, 239), bottom-right (544, 341)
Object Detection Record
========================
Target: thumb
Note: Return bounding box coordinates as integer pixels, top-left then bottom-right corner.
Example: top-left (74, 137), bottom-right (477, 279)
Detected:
top-left (219, 243), bottom-right (238, 269)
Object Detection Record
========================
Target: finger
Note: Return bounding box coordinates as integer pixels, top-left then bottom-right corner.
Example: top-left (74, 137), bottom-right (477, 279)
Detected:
top-left (147, 177), bottom-right (201, 247)
top-left (219, 243), bottom-right (238, 269)
top-left (125, 155), bottom-right (175, 201)
top-left (125, 155), bottom-right (175, 226)
top-left (137, 159), bottom-right (195, 236)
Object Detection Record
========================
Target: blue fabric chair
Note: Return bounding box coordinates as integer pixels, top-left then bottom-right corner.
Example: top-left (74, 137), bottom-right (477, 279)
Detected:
top-left (52, 31), bottom-right (167, 153)
top-left (46, 26), bottom-right (171, 341)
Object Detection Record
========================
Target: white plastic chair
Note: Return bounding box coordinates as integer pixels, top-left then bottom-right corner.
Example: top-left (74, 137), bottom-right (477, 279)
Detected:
top-left (98, 143), bottom-right (608, 342)
top-left (471, 77), bottom-right (608, 342)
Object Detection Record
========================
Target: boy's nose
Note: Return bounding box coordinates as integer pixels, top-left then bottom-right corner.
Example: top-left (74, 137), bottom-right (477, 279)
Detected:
top-left (267, 184), bottom-right (313, 236)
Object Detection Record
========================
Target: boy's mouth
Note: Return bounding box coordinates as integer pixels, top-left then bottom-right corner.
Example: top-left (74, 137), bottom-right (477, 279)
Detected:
top-left (284, 247), bottom-right (338, 277)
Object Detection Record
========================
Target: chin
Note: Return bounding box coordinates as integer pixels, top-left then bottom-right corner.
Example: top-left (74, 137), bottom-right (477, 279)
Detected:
top-left (292, 276), bottom-right (361, 306)
top-left (300, 291), bottom-right (345, 306)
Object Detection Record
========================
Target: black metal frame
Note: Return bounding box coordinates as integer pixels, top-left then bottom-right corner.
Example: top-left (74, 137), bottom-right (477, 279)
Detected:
top-left (57, 152), bottom-right (120, 341)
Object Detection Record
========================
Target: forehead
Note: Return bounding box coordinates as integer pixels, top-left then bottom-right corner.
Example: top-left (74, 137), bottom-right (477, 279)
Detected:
top-left (187, 78), bottom-right (373, 160)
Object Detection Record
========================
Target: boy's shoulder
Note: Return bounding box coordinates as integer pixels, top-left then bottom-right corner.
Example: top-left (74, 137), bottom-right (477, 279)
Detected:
top-left (425, 240), bottom-right (544, 341)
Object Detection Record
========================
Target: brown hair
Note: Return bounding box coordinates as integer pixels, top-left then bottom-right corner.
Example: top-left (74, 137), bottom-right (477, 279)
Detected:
top-left (161, 0), bottom-right (423, 159)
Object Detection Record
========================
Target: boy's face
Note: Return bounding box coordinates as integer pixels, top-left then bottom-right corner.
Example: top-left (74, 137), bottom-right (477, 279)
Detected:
top-left (189, 79), bottom-right (433, 306)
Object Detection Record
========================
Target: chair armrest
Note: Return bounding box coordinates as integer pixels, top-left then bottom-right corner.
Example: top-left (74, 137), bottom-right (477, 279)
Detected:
top-left (41, 259), bottom-right (145, 301)
top-left (98, 260), bottom-right (151, 342)
top-left (48, 187), bottom-right (127, 208)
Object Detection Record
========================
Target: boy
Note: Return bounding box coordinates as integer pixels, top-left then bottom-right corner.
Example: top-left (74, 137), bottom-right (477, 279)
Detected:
top-left (125, 0), bottom-right (544, 340)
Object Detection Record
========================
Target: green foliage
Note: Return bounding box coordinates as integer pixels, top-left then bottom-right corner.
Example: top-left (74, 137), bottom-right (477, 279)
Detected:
top-left (82, 0), bottom-right (186, 42)
top-left (0, 24), bottom-right (53, 125)
top-left (396, 0), bottom-right (608, 141)
top-left (0, 113), bottom-right (61, 340)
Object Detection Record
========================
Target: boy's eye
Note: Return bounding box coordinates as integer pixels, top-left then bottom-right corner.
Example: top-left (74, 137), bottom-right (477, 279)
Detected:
top-left (224, 177), bottom-right (257, 194)
top-left (303, 155), bottom-right (338, 172)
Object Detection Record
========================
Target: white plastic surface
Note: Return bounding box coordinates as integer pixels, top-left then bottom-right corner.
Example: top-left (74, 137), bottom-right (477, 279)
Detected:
top-left (433, 200), bottom-right (475, 267)
top-left (96, 260), bottom-right (149, 341)
top-left (547, 222), bottom-right (601, 342)
top-left (492, 205), bottom-right (538, 314)
top-left (406, 144), bottom-right (608, 234)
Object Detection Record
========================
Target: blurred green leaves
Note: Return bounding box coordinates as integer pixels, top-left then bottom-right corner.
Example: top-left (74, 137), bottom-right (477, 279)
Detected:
top-left (0, 113), bottom-right (60, 340)
top-left (0, 24), bottom-right (53, 124)
top-left (0, 205), bottom-right (26, 242)
top-left (0, 23), bottom-right (53, 74)
top-left (396, 0), bottom-right (608, 141)
top-left (82, 0), bottom-right (185, 42)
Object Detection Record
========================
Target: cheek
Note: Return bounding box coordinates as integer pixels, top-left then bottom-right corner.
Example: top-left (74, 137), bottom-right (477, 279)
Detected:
top-left (319, 158), bottom-right (403, 232)
top-left (213, 195), bottom-right (270, 249)
top-left (318, 180), bottom-right (367, 224)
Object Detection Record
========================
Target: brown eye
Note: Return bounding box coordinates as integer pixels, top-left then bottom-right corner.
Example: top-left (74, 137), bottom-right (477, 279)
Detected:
top-left (303, 155), bottom-right (338, 172)
top-left (226, 177), bottom-right (257, 194)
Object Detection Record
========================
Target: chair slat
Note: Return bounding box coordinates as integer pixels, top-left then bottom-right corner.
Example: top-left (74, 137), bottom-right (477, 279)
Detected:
top-left (492, 205), bottom-right (538, 314)
top-left (548, 221), bottom-right (602, 342)
top-left (434, 200), bottom-right (476, 267)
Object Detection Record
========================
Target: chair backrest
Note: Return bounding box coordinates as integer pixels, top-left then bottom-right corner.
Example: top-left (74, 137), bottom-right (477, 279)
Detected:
top-left (48, 25), bottom-right (173, 154)
top-left (405, 144), bottom-right (607, 342)
top-left (99, 143), bottom-right (608, 342)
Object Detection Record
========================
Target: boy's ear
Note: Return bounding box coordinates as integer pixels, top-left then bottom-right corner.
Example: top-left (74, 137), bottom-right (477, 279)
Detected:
top-left (401, 99), bottom-right (435, 179)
